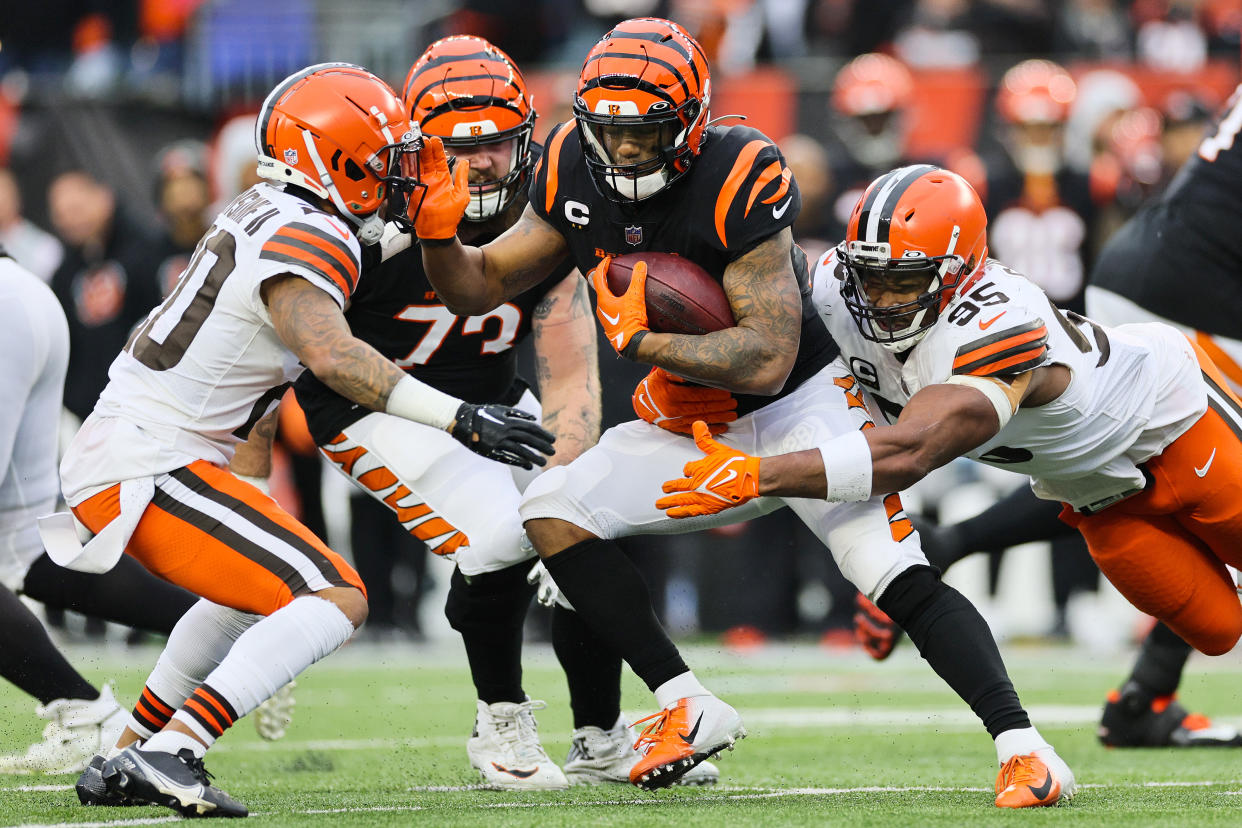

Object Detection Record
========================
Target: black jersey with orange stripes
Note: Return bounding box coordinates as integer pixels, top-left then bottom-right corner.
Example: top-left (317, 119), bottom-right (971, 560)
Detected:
top-left (295, 227), bottom-right (569, 447)
top-left (1090, 85), bottom-right (1242, 336)
top-left (530, 121), bottom-right (838, 414)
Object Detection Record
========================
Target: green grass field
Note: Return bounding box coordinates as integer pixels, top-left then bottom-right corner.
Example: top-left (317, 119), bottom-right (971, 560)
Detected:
top-left (2, 640), bottom-right (1240, 826)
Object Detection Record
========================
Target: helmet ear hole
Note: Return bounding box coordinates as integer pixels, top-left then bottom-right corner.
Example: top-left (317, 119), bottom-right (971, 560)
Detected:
top-left (343, 159), bottom-right (366, 182)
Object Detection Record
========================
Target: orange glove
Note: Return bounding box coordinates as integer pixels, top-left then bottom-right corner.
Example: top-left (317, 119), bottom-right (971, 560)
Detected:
top-left (656, 421), bottom-right (761, 518)
top-left (633, 367), bottom-right (737, 436)
top-left (589, 255), bottom-right (649, 359)
top-left (410, 136), bottom-right (470, 241)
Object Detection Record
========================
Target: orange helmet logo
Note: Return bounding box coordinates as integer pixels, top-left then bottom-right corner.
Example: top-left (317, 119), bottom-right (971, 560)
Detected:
top-left (469, 125), bottom-right (483, 136)
top-left (607, 104), bottom-right (621, 115)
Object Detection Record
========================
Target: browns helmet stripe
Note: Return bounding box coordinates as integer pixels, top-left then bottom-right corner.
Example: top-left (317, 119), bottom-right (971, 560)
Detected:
top-left (857, 164), bottom-right (938, 245)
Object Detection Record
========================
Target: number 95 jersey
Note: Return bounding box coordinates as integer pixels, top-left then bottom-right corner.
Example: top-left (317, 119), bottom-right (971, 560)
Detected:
top-left (62, 183), bottom-right (361, 502)
top-left (812, 250), bottom-right (1208, 510)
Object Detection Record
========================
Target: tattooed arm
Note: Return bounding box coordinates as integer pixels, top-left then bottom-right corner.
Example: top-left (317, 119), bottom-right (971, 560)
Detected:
top-left (263, 275), bottom-right (409, 411)
top-left (421, 205), bottom-right (570, 316)
top-left (229, 408), bottom-right (279, 478)
top-left (634, 228), bottom-right (801, 395)
top-left (532, 270), bottom-right (600, 466)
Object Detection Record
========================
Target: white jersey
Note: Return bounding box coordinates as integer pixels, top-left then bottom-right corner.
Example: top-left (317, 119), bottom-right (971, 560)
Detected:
top-left (812, 252), bottom-right (1207, 511)
top-left (61, 183), bottom-right (362, 504)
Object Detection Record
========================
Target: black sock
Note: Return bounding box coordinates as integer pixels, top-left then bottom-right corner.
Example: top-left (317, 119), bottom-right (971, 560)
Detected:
top-left (445, 562), bottom-right (534, 704)
top-left (878, 566), bottom-right (1030, 738)
top-left (22, 552), bottom-right (196, 633)
top-left (542, 538), bottom-right (688, 693)
top-left (0, 582), bottom-right (97, 704)
top-left (552, 605), bottom-right (622, 730)
top-left (1126, 622), bottom-right (1192, 698)
top-left (954, 486), bottom-right (1076, 555)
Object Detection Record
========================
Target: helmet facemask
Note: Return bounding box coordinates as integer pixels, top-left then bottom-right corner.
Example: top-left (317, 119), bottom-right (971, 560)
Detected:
top-left (577, 104), bottom-right (699, 203)
top-left (838, 239), bottom-right (969, 352)
top-left (442, 111), bottom-right (536, 221)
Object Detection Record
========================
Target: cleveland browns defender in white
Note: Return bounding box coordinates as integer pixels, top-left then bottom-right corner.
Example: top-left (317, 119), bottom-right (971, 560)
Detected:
top-left (54, 64), bottom-right (553, 818)
top-left (656, 165), bottom-right (1242, 665)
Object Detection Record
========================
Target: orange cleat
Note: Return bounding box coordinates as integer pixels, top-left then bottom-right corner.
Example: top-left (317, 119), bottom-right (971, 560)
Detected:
top-left (854, 592), bottom-right (902, 660)
top-left (994, 752), bottom-right (1062, 808)
top-left (628, 695), bottom-right (745, 790)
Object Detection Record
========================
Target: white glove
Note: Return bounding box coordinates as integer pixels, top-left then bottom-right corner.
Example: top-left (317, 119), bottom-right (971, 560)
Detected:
top-left (526, 558), bottom-right (574, 611)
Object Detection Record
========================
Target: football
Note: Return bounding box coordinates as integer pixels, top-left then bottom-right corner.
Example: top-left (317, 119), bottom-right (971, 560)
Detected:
top-left (606, 252), bottom-right (735, 335)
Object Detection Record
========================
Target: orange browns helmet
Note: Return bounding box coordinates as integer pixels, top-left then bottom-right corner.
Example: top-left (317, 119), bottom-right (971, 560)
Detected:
top-left (839, 165), bottom-right (988, 350)
top-left (832, 53), bottom-right (913, 117)
top-left (256, 63), bottom-right (422, 245)
top-left (997, 59), bottom-right (1077, 125)
top-left (573, 17), bottom-right (711, 202)
top-left (404, 36), bottom-right (536, 221)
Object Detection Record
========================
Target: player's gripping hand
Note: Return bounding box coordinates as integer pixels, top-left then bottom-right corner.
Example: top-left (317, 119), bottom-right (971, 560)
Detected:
top-left (451, 403), bottom-right (555, 469)
top-left (410, 136), bottom-right (470, 241)
top-left (633, 367), bottom-right (737, 436)
top-left (656, 421), bottom-right (760, 518)
top-left (589, 255), bottom-right (649, 359)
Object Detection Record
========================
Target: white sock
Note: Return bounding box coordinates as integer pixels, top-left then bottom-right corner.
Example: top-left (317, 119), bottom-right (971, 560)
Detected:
top-left (146, 599), bottom-right (260, 706)
top-left (994, 726), bottom-right (1051, 765)
top-left (654, 671), bottom-right (711, 709)
top-left (198, 595), bottom-right (354, 720)
top-left (140, 730), bottom-right (206, 759)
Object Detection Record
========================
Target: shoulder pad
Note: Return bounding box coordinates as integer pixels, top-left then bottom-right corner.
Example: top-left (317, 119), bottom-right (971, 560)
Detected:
top-left (259, 211), bottom-right (361, 300)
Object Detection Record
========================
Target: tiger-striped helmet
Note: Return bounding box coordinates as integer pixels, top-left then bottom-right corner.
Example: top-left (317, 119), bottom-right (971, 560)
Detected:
top-left (573, 18), bottom-right (711, 202)
top-left (256, 63), bottom-right (421, 244)
top-left (839, 165), bottom-right (988, 351)
top-left (404, 36), bottom-right (536, 221)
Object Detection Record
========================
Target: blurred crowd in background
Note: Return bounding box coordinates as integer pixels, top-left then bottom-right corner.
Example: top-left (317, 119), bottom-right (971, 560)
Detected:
top-left (0, 0), bottom-right (1236, 649)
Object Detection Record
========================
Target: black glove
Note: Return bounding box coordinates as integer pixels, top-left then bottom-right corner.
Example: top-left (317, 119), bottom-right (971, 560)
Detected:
top-left (451, 403), bottom-right (556, 469)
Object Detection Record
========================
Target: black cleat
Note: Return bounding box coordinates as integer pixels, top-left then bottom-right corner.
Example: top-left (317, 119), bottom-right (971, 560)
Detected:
top-left (77, 754), bottom-right (138, 806)
top-left (102, 746), bottom-right (248, 818)
top-left (1099, 682), bottom-right (1242, 748)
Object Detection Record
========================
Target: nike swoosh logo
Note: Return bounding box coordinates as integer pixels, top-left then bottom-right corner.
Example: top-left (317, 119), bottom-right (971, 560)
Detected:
top-left (704, 462), bottom-right (738, 492)
top-left (1195, 447), bottom-right (1217, 477)
top-left (491, 762), bottom-right (539, 779)
top-left (979, 311), bottom-right (1007, 330)
top-left (772, 197), bottom-right (793, 220)
top-left (600, 308), bottom-right (621, 326)
top-left (1027, 770), bottom-right (1054, 801)
top-left (679, 713), bottom-right (704, 745)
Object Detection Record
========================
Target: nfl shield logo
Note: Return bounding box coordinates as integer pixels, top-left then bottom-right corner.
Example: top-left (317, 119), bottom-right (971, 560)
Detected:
top-left (283, 148), bottom-right (299, 166)
top-left (625, 225), bottom-right (643, 245)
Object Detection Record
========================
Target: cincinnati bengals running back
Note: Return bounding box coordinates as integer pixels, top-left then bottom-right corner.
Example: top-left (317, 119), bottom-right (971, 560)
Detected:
top-left (657, 164), bottom-right (1242, 664)
top-left (52, 64), bottom-right (553, 818)
top-left (411, 18), bottom-right (1076, 806)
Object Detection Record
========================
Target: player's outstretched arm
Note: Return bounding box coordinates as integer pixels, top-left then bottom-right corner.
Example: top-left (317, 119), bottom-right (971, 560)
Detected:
top-left (264, 274), bottom-right (556, 469)
top-left (532, 270), bottom-right (601, 466)
top-left (634, 228), bottom-right (801, 395)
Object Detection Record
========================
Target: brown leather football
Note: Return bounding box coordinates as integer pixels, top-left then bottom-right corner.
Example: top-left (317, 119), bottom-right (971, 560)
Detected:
top-left (605, 252), bottom-right (735, 335)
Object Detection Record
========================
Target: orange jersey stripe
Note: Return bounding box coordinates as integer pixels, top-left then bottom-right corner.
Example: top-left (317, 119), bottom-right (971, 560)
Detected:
top-left (715, 140), bottom-right (768, 248)
top-left (883, 493), bottom-right (914, 543)
top-left (262, 239), bottom-right (352, 297)
top-left (273, 226), bottom-right (358, 286)
top-left (744, 161), bottom-right (791, 218)
top-left (544, 121), bottom-right (575, 214)
top-left (357, 466), bottom-right (399, 492)
top-left (952, 326), bottom-right (1048, 372)
top-left (967, 346), bottom-right (1048, 377)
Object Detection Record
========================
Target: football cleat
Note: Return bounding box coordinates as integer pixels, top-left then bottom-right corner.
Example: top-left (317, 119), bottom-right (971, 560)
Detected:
top-left (994, 747), bottom-right (1075, 808)
top-left (0, 682), bottom-right (126, 775)
top-left (629, 695), bottom-right (745, 790)
top-left (1098, 682), bottom-right (1242, 748)
top-left (854, 592), bottom-right (902, 661)
top-left (563, 715), bottom-right (718, 786)
top-left (466, 699), bottom-right (569, 790)
top-left (102, 746), bottom-right (247, 818)
top-left (76, 754), bottom-right (135, 806)
top-left (253, 680), bottom-right (296, 741)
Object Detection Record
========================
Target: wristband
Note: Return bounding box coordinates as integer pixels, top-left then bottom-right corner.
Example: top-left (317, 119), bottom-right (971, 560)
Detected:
top-left (418, 235), bottom-right (457, 248)
top-left (386, 374), bottom-right (462, 431)
top-left (817, 430), bottom-right (873, 502)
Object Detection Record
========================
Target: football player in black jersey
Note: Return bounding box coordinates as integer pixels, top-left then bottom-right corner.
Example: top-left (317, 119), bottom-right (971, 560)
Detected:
top-left (293, 37), bottom-right (717, 788)
top-left (411, 18), bottom-right (1071, 801)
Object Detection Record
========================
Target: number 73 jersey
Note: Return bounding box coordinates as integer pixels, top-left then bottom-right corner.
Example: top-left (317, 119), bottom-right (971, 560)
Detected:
top-left (811, 249), bottom-right (1207, 510)
top-left (65, 183), bottom-right (362, 497)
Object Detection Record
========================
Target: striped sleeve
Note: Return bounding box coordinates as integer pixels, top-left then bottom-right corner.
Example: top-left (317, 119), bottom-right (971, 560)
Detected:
top-left (951, 320), bottom-right (1049, 377)
top-left (712, 136), bottom-right (798, 256)
top-left (259, 220), bottom-right (360, 303)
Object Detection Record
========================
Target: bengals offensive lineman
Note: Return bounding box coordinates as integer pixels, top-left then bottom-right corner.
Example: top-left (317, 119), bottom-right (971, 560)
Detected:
top-left (53, 64), bottom-right (553, 817)
top-left (410, 18), bottom-right (1075, 805)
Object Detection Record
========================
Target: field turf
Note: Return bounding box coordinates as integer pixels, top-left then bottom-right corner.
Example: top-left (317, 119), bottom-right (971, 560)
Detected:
top-left (2, 640), bottom-right (1240, 826)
